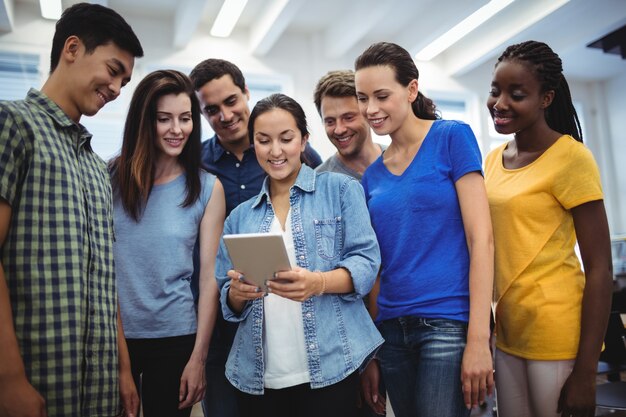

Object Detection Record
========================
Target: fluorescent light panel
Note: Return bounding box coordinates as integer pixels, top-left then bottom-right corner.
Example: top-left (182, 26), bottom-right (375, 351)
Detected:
top-left (39, 0), bottom-right (62, 20)
top-left (415, 0), bottom-right (514, 61)
top-left (211, 0), bottom-right (249, 37)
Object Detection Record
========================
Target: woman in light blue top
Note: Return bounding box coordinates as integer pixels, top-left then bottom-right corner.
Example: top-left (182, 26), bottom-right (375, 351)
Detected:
top-left (216, 93), bottom-right (382, 417)
top-left (110, 70), bottom-right (225, 417)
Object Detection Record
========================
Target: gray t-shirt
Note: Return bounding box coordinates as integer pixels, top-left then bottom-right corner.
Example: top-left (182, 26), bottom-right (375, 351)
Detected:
top-left (316, 143), bottom-right (387, 180)
top-left (114, 171), bottom-right (216, 338)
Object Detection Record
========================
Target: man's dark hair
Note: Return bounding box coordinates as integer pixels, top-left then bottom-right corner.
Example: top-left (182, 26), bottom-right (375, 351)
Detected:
top-left (50, 2), bottom-right (143, 73)
top-left (189, 58), bottom-right (246, 92)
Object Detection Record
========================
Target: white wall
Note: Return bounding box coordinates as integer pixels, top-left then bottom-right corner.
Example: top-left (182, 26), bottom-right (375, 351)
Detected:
top-left (565, 80), bottom-right (623, 234)
top-left (604, 72), bottom-right (626, 234)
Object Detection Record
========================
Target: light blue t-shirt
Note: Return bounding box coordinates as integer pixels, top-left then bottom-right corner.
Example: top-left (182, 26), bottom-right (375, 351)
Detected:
top-left (114, 171), bottom-right (216, 338)
top-left (361, 120), bottom-right (482, 323)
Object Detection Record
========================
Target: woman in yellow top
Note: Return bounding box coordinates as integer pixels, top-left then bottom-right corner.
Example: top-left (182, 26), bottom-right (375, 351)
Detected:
top-left (484, 40), bottom-right (613, 417)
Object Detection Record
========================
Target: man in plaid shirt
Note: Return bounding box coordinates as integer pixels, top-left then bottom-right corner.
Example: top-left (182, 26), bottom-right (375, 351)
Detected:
top-left (0, 4), bottom-right (143, 416)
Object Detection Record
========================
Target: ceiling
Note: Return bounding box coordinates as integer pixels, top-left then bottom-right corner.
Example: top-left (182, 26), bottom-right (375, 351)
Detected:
top-left (2, 0), bottom-right (626, 82)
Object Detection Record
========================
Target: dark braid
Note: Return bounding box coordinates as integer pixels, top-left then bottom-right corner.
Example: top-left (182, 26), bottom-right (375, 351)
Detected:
top-left (497, 40), bottom-right (583, 142)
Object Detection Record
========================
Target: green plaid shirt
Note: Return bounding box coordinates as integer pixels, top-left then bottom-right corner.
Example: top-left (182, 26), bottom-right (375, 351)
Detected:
top-left (0, 89), bottom-right (119, 416)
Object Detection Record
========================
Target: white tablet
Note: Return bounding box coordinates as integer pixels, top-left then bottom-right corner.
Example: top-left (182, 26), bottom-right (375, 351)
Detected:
top-left (223, 232), bottom-right (292, 288)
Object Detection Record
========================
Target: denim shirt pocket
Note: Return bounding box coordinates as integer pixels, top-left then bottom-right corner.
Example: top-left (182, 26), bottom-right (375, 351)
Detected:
top-left (313, 216), bottom-right (343, 260)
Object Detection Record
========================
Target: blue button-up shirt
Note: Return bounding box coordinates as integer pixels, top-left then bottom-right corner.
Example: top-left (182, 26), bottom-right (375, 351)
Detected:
top-left (201, 135), bottom-right (323, 216)
top-left (201, 135), bottom-right (264, 216)
top-left (216, 165), bottom-right (383, 394)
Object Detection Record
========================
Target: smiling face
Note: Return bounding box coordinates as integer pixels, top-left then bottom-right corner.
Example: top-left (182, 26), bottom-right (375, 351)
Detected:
top-left (320, 95), bottom-right (372, 159)
top-left (66, 40), bottom-right (134, 121)
top-left (195, 74), bottom-right (250, 147)
top-left (355, 65), bottom-right (416, 138)
top-left (253, 108), bottom-right (307, 187)
top-left (486, 59), bottom-right (554, 136)
top-left (154, 93), bottom-right (193, 162)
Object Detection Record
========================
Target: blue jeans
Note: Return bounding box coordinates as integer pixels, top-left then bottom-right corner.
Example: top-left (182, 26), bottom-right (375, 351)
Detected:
top-left (377, 316), bottom-right (469, 417)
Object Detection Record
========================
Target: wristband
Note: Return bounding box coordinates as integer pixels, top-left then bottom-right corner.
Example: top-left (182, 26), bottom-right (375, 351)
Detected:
top-left (317, 271), bottom-right (326, 296)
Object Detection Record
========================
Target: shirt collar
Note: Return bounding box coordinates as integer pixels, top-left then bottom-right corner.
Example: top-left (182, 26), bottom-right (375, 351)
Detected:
top-left (25, 88), bottom-right (93, 150)
top-left (208, 134), bottom-right (255, 163)
top-left (251, 164), bottom-right (316, 208)
top-left (25, 88), bottom-right (76, 128)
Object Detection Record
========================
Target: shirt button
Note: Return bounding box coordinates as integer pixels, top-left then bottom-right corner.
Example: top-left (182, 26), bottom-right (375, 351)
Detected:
top-left (314, 220), bottom-right (318, 224)
top-left (309, 343), bottom-right (315, 350)
top-left (299, 255), bottom-right (305, 260)
top-left (305, 313), bottom-right (312, 318)
top-left (240, 185), bottom-right (246, 190)
top-left (236, 163), bottom-right (240, 168)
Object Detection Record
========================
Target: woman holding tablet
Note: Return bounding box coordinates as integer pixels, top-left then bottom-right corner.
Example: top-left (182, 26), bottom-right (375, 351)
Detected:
top-left (216, 93), bottom-right (382, 417)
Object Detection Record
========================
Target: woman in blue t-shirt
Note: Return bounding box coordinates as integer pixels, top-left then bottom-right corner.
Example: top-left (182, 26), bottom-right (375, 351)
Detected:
top-left (354, 42), bottom-right (494, 417)
top-left (110, 70), bottom-right (225, 417)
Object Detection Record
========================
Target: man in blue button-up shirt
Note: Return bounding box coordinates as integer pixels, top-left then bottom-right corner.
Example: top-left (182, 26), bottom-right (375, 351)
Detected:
top-left (189, 59), bottom-right (322, 417)
top-left (190, 59), bottom-right (321, 217)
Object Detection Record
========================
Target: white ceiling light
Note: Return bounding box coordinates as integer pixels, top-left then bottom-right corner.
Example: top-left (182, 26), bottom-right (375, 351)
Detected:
top-left (39, 0), bottom-right (62, 20)
top-left (415, 0), bottom-right (514, 61)
top-left (211, 0), bottom-right (249, 38)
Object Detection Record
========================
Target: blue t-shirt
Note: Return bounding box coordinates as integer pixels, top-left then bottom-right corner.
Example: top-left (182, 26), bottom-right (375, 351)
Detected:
top-left (361, 120), bottom-right (482, 322)
top-left (114, 171), bottom-right (216, 338)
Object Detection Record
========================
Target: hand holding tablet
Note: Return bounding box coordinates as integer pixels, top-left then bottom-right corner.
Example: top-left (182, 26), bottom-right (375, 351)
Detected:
top-left (223, 233), bottom-right (292, 288)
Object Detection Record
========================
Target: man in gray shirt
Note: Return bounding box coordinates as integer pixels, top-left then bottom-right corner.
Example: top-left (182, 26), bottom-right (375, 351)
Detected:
top-left (314, 70), bottom-right (387, 416)
top-left (314, 70), bottom-right (385, 181)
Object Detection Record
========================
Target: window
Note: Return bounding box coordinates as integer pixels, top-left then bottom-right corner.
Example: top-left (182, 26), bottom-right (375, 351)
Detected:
top-left (436, 98), bottom-right (467, 121)
top-left (0, 51), bottom-right (41, 101)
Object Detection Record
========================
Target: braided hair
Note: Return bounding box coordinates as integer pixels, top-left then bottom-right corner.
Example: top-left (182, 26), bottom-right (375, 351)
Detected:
top-left (497, 40), bottom-right (583, 142)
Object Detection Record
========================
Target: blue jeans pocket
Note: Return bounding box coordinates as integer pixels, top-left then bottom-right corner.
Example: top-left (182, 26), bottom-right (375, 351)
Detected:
top-left (377, 317), bottom-right (470, 417)
top-left (421, 317), bottom-right (467, 332)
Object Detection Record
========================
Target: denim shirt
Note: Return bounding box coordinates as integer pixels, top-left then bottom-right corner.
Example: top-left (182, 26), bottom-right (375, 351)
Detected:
top-left (216, 165), bottom-right (383, 394)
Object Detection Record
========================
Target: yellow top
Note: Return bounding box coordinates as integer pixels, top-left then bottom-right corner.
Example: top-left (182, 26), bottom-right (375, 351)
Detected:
top-left (485, 135), bottom-right (603, 360)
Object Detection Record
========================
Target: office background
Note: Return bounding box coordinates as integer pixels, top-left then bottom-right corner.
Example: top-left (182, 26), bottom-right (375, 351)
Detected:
top-left (1, 0), bottom-right (625, 234)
